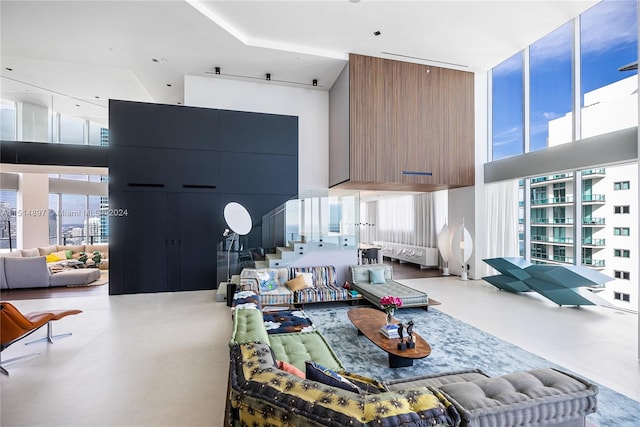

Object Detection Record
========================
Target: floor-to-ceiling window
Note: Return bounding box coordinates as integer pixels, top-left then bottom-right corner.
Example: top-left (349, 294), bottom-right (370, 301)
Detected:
top-left (491, 0), bottom-right (638, 311)
top-left (530, 22), bottom-right (573, 150)
top-left (491, 52), bottom-right (524, 160)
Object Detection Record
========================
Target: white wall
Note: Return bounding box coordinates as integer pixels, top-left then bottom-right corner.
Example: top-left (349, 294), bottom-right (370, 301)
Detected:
top-left (447, 71), bottom-right (488, 281)
top-left (184, 75), bottom-right (329, 194)
top-left (17, 173), bottom-right (50, 248)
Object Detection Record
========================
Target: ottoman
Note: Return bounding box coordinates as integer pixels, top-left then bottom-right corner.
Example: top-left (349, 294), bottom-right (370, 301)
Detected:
top-left (50, 268), bottom-right (101, 287)
top-left (386, 368), bottom-right (598, 427)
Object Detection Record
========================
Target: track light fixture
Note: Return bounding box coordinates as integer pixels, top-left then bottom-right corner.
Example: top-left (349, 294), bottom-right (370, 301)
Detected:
top-left (215, 67), bottom-right (220, 74)
top-left (312, 79), bottom-right (318, 87)
top-left (266, 73), bottom-right (271, 81)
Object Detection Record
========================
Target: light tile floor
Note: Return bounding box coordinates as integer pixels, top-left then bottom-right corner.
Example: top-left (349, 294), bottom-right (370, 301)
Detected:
top-left (1, 276), bottom-right (638, 426)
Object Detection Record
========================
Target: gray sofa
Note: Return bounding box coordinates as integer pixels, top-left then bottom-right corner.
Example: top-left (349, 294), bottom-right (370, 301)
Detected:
top-left (350, 263), bottom-right (430, 309)
top-left (0, 254), bottom-right (101, 289)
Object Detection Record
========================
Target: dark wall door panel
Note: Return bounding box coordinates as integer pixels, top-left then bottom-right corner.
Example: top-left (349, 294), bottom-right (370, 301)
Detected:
top-left (109, 100), bottom-right (219, 150)
top-left (218, 152), bottom-right (297, 195)
top-left (109, 147), bottom-right (219, 192)
top-left (178, 192), bottom-right (223, 290)
top-left (109, 191), bottom-right (169, 294)
top-left (219, 110), bottom-right (298, 155)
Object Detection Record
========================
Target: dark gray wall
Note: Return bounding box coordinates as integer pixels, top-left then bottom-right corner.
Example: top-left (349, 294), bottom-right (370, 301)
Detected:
top-left (108, 100), bottom-right (298, 295)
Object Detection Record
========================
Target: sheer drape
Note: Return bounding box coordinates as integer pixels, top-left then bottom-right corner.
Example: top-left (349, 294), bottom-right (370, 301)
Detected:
top-left (482, 180), bottom-right (519, 276)
top-left (359, 201), bottom-right (378, 243)
top-left (369, 192), bottom-right (442, 247)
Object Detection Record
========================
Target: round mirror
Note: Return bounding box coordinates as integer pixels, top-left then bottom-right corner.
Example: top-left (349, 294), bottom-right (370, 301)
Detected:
top-left (224, 202), bottom-right (252, 235)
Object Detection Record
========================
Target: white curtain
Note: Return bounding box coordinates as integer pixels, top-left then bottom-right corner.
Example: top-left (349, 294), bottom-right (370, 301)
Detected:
top-left (373, 192), bottom-right (441, 247)
top-left (359, 201), bottom-right (378, 243)
top-left (482, 180), bottom-right (519, 277)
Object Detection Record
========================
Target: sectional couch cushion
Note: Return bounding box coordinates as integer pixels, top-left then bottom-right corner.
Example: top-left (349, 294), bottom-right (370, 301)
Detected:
top-left (230, 308), bottom-right (270, 345)
top-left (4, 256), bottom-right (51, 288)
top-left (0, 252), bottom-right (23, 289)
top-left (20, 248), bottom-right (40, 257)
top-left (38, 245), bottom-right (59, 256)
top-left (268, 331), bottom-right (344, 372)
top-left (49, 268), bottom-right (101, 287)
top-left (436, 368), bottom-right (598, 427)
top-left (230, 342), bottom-right (460, 427)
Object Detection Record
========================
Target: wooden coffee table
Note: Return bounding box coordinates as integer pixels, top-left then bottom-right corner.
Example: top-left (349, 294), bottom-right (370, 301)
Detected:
top-left (347, 307), bottom-right (431, 368)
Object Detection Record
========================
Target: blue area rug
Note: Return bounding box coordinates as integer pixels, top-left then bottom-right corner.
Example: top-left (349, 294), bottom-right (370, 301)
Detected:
top-left (304, 304), bottom-right (640, 427)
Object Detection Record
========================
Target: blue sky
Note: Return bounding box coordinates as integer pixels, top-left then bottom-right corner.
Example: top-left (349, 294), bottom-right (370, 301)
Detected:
top-left (492, 0), bottom-right (638, 161)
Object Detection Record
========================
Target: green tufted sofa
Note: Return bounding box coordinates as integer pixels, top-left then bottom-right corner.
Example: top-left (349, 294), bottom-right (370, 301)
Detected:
top-left (228, 308), bottom-right (598, 427)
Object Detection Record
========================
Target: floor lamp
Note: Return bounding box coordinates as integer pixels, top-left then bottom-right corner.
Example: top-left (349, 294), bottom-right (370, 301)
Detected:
top-left (452, 219), bottom-right (473, 280)
top-left (437, 222), bottom-right (451, 276)
top-left (223, 202), bottom-right (252, 282)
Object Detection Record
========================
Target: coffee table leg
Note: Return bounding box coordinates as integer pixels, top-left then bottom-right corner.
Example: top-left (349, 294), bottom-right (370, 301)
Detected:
top-left (388, 353), bottom-right (413, 368)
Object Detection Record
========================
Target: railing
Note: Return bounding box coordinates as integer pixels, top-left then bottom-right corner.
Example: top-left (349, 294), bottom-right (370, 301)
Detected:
top-left (552, 255), bottom-right (574, 263)
top-left (531, 235), bottom-right (574, 244)
top-left (582, 217), bottom-right (605, 225)
top-left (530, 173), bottom-right (572, 184)
top-left (531, 196), bottom-right (574, 205)
top-left (582, 168), bottom-right (606, 176)
top-left (582, 259), bottom-right (605, 267)
top-left (583, 238), bottom-right (606, 246)
top-left (531, 218), bottom-right (573, 224)
top-left (582, 194), bottom-right (605, 202)
top-left (62, 235), bottom-right (109, 245)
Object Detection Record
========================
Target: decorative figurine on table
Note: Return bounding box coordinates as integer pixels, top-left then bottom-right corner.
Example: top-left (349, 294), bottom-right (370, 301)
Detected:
top-left (397, 322), bottom-right (407, 350)
top-left (406, 320), bottom-right (415, 349)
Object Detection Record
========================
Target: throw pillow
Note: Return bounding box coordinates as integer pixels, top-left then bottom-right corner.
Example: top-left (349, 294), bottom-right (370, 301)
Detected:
top-left (285, 275), bottom-right (309, 291)
top-left (65, 250), bottom-right (73, 259)
top-left (277, 360), bottom-right (305, 378)
top-left (45, 253), bottom-right (63, 263)
top-left (257, 271), bottom-right (278, 292)
top-left (52, 250), bottom-right (68, 260)
top-left (295, 272), bottom-right (314, 287)
top-left (369, 268), bottom-right (386, 284)
top-left (305, 361), bottom-right (360, 393)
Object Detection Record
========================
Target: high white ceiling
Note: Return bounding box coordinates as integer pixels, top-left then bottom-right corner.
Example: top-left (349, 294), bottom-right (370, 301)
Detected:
top-left (1, 0), bottom-right (598, 125)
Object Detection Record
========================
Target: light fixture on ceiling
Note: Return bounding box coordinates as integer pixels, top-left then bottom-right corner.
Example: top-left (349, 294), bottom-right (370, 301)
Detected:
top-left (266, 73), bottom-right (271, 81)
top-left (152, 58), bottom-right (168, 64)
top-left (215, 67), bottom-right (220, 74)
top-left (373, 30), bottom-right (381, 36)
top-left (166, 83), bottom-right (172, 87)
top-left (312, 79), bottom-right (318, 87)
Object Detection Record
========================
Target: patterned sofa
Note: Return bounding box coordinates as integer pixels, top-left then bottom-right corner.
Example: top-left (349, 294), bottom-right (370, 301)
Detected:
top-left (228, 307), bottom-right (598, 427)
top-left (239, 266), bottom-right (351, 307)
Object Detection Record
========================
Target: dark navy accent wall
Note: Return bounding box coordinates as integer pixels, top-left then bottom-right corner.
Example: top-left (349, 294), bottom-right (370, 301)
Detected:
top-left (108, 100), bottom-right (298, 295)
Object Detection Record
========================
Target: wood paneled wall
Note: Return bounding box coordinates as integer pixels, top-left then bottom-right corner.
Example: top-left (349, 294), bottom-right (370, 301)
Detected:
top-left (343, 54), bottom-right (474, 191)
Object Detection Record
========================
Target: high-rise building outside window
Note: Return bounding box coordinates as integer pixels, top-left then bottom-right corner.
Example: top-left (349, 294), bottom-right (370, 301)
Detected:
top-left (580, 0), bottom-right (638, 139)
top-left (0, 190), bottom-right (17, 250)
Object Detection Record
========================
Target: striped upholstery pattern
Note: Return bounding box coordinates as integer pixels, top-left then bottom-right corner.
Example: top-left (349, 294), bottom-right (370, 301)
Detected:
top-left (289, 266), bottom-right (350, 304)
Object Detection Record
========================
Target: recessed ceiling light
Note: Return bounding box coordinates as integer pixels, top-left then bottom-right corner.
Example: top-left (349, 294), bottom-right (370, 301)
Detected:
top-left (166, 83), bottom-right (172, 87)
top-left (374, 30), bottom-right (381, 36)
top-left (5, 67), bottom-right (13, 71)
top-left (152, 58), bottom-right (168, 64)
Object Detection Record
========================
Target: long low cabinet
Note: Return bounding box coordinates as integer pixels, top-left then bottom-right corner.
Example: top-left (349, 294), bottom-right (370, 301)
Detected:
top-left (373, 241), bottom-right (439, 269)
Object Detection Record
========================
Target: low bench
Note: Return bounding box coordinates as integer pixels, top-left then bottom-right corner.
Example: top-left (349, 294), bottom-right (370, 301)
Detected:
top-left (349, 264), bottom-right (430, 309)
